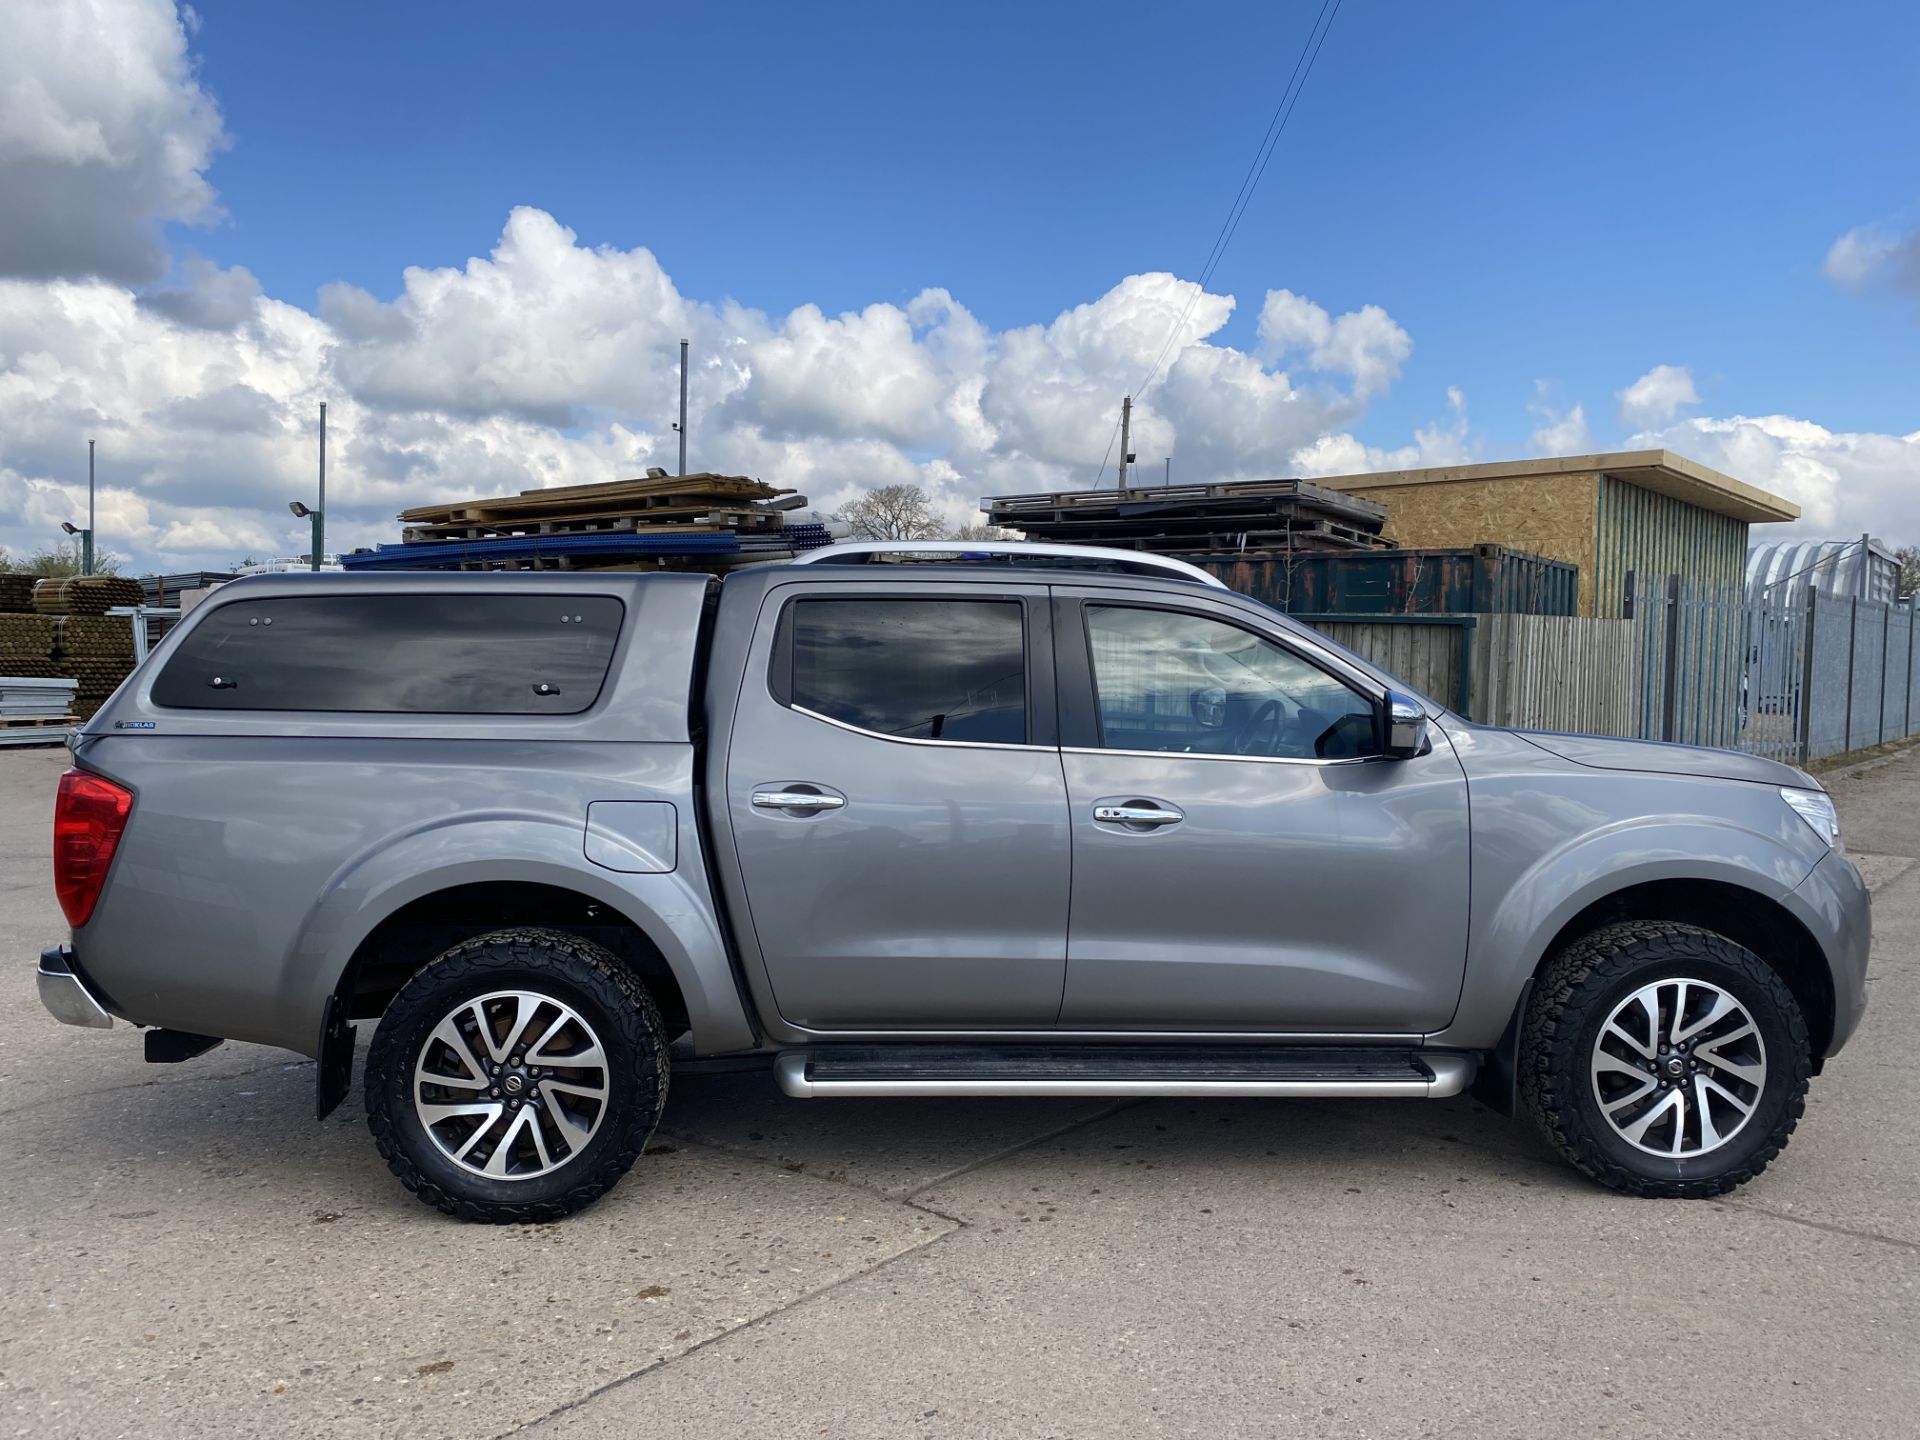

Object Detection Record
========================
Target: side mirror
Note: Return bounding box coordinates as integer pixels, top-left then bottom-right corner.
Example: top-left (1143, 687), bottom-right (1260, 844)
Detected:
top-left (1382, 691), bottom-right (1432, 759)
top-left (1190, 686), bottom-right (1228, 728)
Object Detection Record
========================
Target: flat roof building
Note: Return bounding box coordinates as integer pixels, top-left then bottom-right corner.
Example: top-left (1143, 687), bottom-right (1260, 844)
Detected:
top-left (1317, 450), bottom-right (1799, 616)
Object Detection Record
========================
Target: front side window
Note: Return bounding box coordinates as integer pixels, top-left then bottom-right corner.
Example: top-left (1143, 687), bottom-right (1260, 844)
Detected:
top-left (1086, 605), bottom-right (1377, 759)
top-left (786, 598), bottom-right (1027, 745)
top-left (153, 594), bottom-right (622, 714)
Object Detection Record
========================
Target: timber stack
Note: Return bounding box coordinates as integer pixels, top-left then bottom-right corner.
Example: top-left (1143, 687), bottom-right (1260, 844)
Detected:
top-left (342, 471), bottom-right (836, 573)
top-left (983, 477), bottom-right (1391, 555)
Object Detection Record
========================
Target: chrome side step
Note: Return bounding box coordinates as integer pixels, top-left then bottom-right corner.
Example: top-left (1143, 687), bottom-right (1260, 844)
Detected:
top-left (774, 1045), bottom-right (1475, 1100)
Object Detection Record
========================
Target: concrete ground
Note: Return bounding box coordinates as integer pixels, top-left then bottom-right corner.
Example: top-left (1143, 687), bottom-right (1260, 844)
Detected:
top-left (1, 743), bottom-right (1915, 1439)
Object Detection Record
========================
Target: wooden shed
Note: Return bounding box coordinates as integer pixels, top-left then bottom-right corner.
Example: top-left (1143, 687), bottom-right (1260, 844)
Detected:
top-left (1314, 450), bottom-right (1799, 616)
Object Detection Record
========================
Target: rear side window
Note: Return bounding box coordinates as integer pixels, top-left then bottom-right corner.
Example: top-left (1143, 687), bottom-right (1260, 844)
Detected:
top-left (152, 594), bottom-right (623, 714)
top-left (784, 598), bottom-right (1027, 744)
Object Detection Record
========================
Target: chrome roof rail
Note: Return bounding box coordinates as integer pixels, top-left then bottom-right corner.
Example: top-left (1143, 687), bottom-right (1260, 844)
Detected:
top-left (787, 540), bottom-right (1228, 589)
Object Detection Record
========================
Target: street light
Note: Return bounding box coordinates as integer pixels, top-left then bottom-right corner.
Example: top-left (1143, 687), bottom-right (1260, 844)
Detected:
top-left (59, 520), bottom-right (93, 577)
top-left (292, 401), bottom-right (326, 572)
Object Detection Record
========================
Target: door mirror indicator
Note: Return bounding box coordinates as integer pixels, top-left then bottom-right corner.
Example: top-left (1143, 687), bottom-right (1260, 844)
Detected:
top-left (1189, 687), bottom-right (1228, 728)
top-left (1383, 691), bottom-right (1432, 759)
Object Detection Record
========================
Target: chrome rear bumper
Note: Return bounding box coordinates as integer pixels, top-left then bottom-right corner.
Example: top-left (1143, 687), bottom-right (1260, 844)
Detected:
top-left (37, 944), bottom-right (113, 1029)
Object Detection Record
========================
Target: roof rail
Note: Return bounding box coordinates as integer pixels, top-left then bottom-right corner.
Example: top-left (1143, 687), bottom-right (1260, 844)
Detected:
top-left (786, 540), bottom-right (1228, 590)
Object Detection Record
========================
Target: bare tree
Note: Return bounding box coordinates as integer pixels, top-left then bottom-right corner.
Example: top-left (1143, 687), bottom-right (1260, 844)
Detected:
top-left (842, 484), bottom-right (946, 542)
top-left (0, 540), bottom-right (125, 577)
top-left (1896, 544), bottom-right (1920, 601)
top-left (949, 523), bottom-right (1016, 542)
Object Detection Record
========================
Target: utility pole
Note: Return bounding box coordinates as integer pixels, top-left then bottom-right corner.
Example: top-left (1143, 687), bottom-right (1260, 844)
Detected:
top-left (677, 339), bottom-right (689, 477)
top-left (1116, 395), bottom-right (1133, 492)
top-left (84, 439), bottom-right (95, 576)
top-left (1164, 456), bottom-right (1170, 488)
top-left (313, 401), bottom-right (326, 572)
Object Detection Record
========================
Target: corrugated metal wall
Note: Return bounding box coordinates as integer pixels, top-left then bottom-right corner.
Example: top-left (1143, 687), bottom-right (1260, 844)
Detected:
top-left (1593, 475), bottom-right (1749, 619)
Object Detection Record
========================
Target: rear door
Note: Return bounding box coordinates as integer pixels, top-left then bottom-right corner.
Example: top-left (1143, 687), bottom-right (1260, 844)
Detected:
top-left (723, 583), bottom-right (1069, 1028)
top-left (1053, 589), bottom-right (1471, 1033)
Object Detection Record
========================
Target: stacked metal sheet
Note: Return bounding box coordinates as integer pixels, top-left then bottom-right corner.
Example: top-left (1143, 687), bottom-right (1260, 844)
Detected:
top-left (139, 571), bottom-right (235, 604)
top-left (344, 473), bottom-right (834, 574)
top-left (0, 676), bottom-right (78, 746)
top-left (983, 478), bottom-right (1391, 554)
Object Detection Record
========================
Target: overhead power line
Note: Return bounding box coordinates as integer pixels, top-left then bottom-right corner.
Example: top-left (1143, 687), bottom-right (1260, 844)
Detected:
top-left (1092, 0), bottom-right (1346, 484)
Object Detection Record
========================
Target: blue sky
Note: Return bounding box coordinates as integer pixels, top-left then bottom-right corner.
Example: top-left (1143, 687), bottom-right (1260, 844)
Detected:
top-left (179, 0), bottom-right (1918, 448)
top-left (0, 0), bottom-right (1916, 568)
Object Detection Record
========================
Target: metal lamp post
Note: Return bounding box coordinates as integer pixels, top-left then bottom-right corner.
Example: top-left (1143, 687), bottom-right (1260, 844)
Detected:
top-left (289, 403), bottom-right (326, 570)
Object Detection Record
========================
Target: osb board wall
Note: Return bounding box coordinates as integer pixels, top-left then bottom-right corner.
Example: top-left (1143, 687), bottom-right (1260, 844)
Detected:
top-left (1345, 473), bottom-right (1602, 614)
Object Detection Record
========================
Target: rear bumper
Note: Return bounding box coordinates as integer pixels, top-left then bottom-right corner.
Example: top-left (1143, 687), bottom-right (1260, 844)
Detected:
top-left (36, 944), bottom-right (114, 1030)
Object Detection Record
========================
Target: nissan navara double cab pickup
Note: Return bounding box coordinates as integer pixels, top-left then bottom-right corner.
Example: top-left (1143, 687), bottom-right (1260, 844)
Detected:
top-left (37, 543), bottom-right (1869, 1222)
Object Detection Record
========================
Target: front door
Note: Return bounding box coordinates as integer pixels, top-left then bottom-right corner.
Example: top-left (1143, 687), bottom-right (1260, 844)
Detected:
top-left (725, 585), bottom-right (1070, 1029)
top-left (1054, 593), bottom-right (1471, 1033)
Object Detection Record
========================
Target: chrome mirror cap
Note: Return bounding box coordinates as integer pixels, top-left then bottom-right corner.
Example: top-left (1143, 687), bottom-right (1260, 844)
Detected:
top-left (1384, 692), bottom-right (1432, 759)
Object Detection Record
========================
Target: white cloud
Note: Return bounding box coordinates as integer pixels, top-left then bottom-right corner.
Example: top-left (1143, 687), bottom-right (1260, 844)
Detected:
top-left (1528, 397), bottom-right (1593, 456)
top-left (0, 0), bottom-right (227, 282)
top-left (1823, 220), bottom-right (1920, 295)
top-left (1629, 414), bottom-right (1920, 546)
top-left (0, 202), bottom-right (1432, 570)
top-left (1256, 289), bottom-right (1412, 397)
top-left (1616, 363), bottom-right (1699, 428)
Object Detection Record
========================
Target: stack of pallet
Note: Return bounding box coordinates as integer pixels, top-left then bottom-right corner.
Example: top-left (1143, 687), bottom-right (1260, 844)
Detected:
top-left (342, 472), bottom-right (836, 573)
top-left (0, 677), bottom-right (79, 746)
top-left (982, 478), bottom-right (1392, 555)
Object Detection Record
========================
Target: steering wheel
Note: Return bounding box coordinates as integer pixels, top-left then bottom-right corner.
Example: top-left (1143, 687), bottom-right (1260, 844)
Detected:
top-left (1232, 698), bottom-right (1285, 756)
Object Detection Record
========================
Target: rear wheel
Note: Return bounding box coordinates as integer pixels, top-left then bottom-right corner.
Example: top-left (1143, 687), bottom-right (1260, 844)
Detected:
top-left (365, 927), bottom-right (668, 1222)
top-left (1521, 921), bottom-right (1810, 1198)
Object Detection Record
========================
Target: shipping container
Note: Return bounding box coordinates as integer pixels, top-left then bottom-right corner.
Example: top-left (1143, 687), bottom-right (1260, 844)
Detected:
top-left (1180, 543), bottom-right (1578, 617)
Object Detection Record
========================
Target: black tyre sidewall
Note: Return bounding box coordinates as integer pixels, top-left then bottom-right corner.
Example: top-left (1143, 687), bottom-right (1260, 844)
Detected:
top-left (1531, 929), bottom-right (1810, 1192)
top-left (366, 935), bottom-right (664, 1218)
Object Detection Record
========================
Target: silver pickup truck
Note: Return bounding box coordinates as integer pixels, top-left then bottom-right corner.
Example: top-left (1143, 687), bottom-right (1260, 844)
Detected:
top-left (36, 544), bottom-right (1869, 1222)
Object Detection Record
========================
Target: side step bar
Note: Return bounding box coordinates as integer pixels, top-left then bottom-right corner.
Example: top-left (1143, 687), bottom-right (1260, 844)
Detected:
top-left (774, 1045), bottom-right (1475, 1100)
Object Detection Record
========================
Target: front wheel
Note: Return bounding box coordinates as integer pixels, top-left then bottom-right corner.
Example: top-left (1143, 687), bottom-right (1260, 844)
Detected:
top-left (365, 927), bottom-right (668, 1223)
top-left (1521, 921), bottom-right (1811, 1198)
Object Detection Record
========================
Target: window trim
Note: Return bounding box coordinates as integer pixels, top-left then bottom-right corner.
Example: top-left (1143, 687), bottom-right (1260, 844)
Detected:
top-left (150, 591), bottom-right (627, 717)
top-left (1057, 595), bottom-right (1386, 763)
top-left (767, 591), bottom-right (1056, 751)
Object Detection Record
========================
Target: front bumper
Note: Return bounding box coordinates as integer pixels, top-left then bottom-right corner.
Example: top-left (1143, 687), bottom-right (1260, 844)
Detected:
top-left (37, 944), bottom-right (113, 1029)
top-left (1792, 852), bottom-right (1871, 1056)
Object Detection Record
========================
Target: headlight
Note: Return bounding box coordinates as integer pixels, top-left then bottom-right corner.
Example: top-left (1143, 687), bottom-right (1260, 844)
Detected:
top-left (1780, 787), bottom-right (1841, 850)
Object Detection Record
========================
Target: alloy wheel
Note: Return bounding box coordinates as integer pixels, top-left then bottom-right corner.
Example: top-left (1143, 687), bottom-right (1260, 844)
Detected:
top-left (412, 989), bottom-right (610, 1180)
top-left (1589, 977), bottom-right (1768, 1158)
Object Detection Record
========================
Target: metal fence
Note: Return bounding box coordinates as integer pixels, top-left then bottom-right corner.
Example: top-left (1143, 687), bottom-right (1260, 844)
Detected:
top-left (1303, 583), bottom-right (1919, 762)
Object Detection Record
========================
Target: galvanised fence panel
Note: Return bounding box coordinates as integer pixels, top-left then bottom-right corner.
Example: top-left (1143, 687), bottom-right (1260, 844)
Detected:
top-left (1882, 606), bottom-right (1914, 746)
top-left (1850, 602), bottom-right (1887, 750)
top-left (1804, 593), bottom-right (1858, 760)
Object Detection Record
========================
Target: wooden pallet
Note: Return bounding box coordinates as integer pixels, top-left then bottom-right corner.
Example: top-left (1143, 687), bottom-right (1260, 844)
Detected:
top-left (0, 713), bottom-right (78, 728)
top-left (402, 507), bottom-right (788, 543)
top-left (399, 474), bottom-right (790, 527)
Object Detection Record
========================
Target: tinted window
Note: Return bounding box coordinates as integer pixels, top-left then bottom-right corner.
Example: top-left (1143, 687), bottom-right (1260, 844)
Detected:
top-left (153, 594), bottom-right (622, 714)
top-left (787, 598), bottom-right (1026, 744)
top-left (1086, 605), bottom-right (1377, 759)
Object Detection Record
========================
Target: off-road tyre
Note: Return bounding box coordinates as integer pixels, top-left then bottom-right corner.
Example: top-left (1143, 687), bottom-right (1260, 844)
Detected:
top-left (1521, 920), bottom-right (1810, 1198)
top-left (365, 927), bottom-right (668, 1223)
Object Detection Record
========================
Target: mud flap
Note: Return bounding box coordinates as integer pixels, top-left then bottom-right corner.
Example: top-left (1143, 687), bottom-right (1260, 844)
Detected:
top-left (1468, 978), bottom-right (1532, 1118)
top-left (316, 993), bottom-right (356, 1121)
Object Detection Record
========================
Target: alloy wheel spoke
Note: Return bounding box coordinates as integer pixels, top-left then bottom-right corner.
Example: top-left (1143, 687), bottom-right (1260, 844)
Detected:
top-left (1692, 1076), bottom-right (1725, 1151)
top-left (539, 1081), bottom-right (597, 1149)
top-left (427, 1015), bottom-right (490, 1086)
top-left (1673, 991), bottom-right (1739, 1047)
top-left (1619, 1087), bottom-right (1683, 1147)
top-left (483, 1106), bottom-right (537, 1177)
top-left (1604, 1017), bottom-right (1657, 1061)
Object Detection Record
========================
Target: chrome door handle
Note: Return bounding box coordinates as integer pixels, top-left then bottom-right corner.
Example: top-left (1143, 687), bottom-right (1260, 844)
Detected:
top-left (752, 790), bottom-right (846, 812)
top-left (1093, 804), bottom-right (1183, 826)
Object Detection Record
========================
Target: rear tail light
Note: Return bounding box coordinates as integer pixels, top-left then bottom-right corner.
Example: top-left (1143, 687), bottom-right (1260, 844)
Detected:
top-left (54, 769), bottom-right (134, 928)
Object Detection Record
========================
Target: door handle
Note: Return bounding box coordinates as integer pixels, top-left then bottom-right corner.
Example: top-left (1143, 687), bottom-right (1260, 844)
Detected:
top-left (752, 789), bottom-right (846, 812)
top-left (1093, 803), bottom-right (1183, 826)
